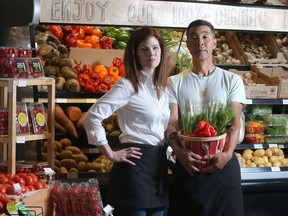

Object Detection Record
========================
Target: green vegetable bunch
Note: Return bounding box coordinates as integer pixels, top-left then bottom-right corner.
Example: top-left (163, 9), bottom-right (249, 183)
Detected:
top-left (181, 102), bottom-right (235, 136)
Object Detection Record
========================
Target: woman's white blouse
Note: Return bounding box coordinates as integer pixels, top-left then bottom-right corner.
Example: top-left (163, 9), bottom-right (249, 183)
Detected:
top-left (83, 74), bottom-right (170, 146)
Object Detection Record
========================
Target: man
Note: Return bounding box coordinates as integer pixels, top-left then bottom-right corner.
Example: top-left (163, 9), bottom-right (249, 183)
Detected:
top-left (166, 19), bottom-right (246, 216)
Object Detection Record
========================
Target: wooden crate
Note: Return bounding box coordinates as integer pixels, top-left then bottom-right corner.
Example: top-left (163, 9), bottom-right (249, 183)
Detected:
top-left (232, 32), bottom-right (287, 64)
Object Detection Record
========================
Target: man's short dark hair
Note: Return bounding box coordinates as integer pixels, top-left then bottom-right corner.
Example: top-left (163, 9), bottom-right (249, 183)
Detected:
top-left (187, 19), bottom-right (215, 37)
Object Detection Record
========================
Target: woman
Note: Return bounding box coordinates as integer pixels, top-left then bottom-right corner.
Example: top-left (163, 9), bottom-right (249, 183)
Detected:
top-left (83, 26), bottom-right (170, 216)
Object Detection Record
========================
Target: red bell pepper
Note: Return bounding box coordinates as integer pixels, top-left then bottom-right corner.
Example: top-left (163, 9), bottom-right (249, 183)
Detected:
top-left (102, 75), bottom-right (114, 85)
top-left (84, 84), bottom-right (97, 92)
top-left (99, 36), bottom-right (113, 49)
top-left (48, 25), bottom-right (63, 40)
top-left (193, 120), bottom-right (216, 137)
top-left (97, 83), bottom-right (109, 93)
top-left (65, 33), bottom-right (78, 47)
top-left (78, 73), bottom-right (90, 87)
top-left (83, 64), bottom-right (93, 76)
top-left (112, 57), bottom-right (123, 68)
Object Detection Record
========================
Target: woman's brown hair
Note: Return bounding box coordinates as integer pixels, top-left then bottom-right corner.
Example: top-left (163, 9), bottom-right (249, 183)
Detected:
top-left (123, 26), bottom-right (168, 93)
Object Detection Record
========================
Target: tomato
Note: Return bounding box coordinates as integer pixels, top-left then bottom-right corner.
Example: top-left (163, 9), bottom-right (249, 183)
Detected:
top-left (0, 185), bottom-right (6, 194)
top-left (24, 175), bottom-right (34, 186)
top-left (12, 175), bottom-right (25, 186)
top-left (33, 181), bottom-right (44, 190)
top-left (41, 182), bottom-right (48, 188)
top-left (0, 177), bottom-right (8, 184)
top-left (17, 173), bottom-right (27, 179)
top-left (27, 185), bottom-right (36, 191)
top-left (0, 197), bottom-right (12, 208)
top-left (28, 174), bottom-right (38, 183)
top-left (6, 185), bottom-right (20, 195)
top-left (0, 192), bottom-right (5, 198)
top-left (0, 201), bottom-right (4, 214)
top-left (7, 180), bottom-right (15, 186)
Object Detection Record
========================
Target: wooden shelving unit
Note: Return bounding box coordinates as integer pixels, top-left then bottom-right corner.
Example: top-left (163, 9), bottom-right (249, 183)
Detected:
top-left (0, 77), bottom-right (55, 174)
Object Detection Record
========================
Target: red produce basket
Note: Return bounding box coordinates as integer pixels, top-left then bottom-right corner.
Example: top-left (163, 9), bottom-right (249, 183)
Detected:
top-left (178, 131), bottom-right (227, 169)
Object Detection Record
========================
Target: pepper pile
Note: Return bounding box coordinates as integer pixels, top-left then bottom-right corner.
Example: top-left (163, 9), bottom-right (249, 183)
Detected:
top-left (189, 120), bottom-right (217, 137)
top-left (76, 57), bottom-right (125, 93)
top-left (103, 27), bottom-right (131, 49)
top-left (47, 25), bottom-right (114, 49)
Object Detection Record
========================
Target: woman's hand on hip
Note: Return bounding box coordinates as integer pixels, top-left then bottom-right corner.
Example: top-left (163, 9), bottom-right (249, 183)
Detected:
top-left (112, 147), bottom-right (142, 165)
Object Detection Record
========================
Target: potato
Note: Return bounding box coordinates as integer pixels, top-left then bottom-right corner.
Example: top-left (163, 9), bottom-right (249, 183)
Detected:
top-left (72, 154), bottom-right (88, 163)
top-left (54, 166), bottom-right (60, 173)
top-left (265, 148), bottom-right (273, 157)
top-left (60, 166), bottom-right (69, 173)
top-left (60, 138), bottom-right (72, 149)
top-left (59, 150), bottom-right (73, 159)
top-left (280, 158), bottom-right (288, 166)
top-left (254, 157), bottom-right (265, 166)
top-left (54, 159), bottom-right (61, 168)
top-left (77, 161), bottom-right (87, 172)
top-left (69, 168), bottom-right (79, 173)
top-left (54, 141), bottom-right (62, 152)
top-left (242, 151), bottom-right (253, 161)
top-left (253, 149), bottom-right (265, 157)
top-left (270, 147), bottom-right (281, 156)
top-left (264, 161), bottom-right (272, 167)
top-left (65, 146), bottom-right (82, 154)
top-left (272, 160), bottom-right (282, 167)
top-left (60, 159), bottom-right (77, 170)
top-left (249, 162), bottom-right (257, 167)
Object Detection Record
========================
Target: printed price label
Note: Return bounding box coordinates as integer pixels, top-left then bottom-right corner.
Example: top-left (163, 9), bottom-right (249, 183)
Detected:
top-left (13, 183), bottom-right (22, 192)
top-left (67, 172), bottom-right (78, 179)
top-left (268, 144), bottom-right (278, 148)
top-left (16, 137), bottom-right (25, 143)
top-left (18, 80), bottom-right (27, 87)
top-left (254, 144), bottom-right (263, 149)
top-left (271, 167), bottom-right (281, 172)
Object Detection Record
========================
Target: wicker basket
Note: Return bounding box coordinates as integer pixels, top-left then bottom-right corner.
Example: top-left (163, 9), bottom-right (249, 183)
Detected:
top-left (178, 131), bottom-right (227, 169)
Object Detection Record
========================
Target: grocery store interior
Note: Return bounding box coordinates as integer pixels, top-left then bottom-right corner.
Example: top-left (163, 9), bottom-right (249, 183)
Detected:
top-left (0, 0), bottom-right (288, 215)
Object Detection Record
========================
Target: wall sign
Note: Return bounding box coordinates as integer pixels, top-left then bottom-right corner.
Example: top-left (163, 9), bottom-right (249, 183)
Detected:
top-left (40, 0), bottom-right (288, 32)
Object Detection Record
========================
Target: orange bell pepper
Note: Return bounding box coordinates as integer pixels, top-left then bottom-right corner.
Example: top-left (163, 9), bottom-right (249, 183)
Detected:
top-left (91, 28), bottom-right (103, 38)
top-left (93, 65), bottom-right (108, 80)
top-left (108, 66), bottom-right (119, 76)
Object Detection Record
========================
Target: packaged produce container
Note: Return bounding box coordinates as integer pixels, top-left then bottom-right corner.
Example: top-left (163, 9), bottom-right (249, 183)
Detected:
top-left (264, 134), bottom-right (288, 143)
top-left (244, 133), bottom-right (265, 144)
top-left (28, 103), bottom-right (48, 134)
top-left (0, 108), bottom-right (8, 135)
top-left (16, 102), bottom-right (30, 134)
top-left (245, 120), bottom-right (265, 133)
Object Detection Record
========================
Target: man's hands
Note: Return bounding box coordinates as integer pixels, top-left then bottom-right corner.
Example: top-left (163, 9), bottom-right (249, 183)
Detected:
top-left (201, 151), bottom-right (233, 172)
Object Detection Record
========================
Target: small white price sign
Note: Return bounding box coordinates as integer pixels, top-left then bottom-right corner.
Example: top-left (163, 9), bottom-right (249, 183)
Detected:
top-left (16, 137), bottom-right (25, 143)
top-left (44, 167), bottom-right (55, 175)
top-left (67, 172), bottom-right (78, 179)
top-left (268, 144), bottom-right (278, 148)
top-left (13, 183), bottom-right (22, 192)
top-left (271, 167), bottom-right (281, 172)
top-left (253, 144), bottom-right (263, 149)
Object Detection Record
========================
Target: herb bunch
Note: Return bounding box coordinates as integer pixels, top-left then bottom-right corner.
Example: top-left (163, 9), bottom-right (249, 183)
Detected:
top-left (181, 102), bottom-right (235, 136)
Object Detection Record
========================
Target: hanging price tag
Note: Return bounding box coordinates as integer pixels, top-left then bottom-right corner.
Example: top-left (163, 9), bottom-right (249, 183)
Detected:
top-left (103, 204), bottom-right (114, 215)
top-left (18, 80), bottom-right (27, 87)
top-left (44, 167), bottom-right (55, 175)
top-left (13, 183), bottom-right (22, 193)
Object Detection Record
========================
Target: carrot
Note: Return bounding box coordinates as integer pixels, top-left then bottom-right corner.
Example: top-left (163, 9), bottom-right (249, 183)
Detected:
top-left (55, 120), bottom-right (67, 133)
top-left (65, 106), bottom-right (82, 122)
top-left (76, 112), bottom-right (86, 130)
top-left (55, 105), bottom-right (78, 138)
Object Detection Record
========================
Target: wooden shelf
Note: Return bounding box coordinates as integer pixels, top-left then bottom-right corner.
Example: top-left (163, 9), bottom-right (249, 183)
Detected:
top-left (0, 77), bottom-right (55, 174)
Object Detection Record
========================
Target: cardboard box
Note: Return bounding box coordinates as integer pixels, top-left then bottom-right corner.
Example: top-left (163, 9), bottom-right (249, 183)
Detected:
top-left (230, 69), bottom-right (278, 99)
top-left (69, 47), bottom-right (177, 76)
top-left (252, 65), bottom-right (288, 98)
top-left (232, 33), bottom-right (287, 64)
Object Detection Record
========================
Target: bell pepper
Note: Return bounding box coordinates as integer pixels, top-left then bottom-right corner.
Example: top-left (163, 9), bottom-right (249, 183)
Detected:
top-left (102, 75), bottom-right (114, 85)
top-left (108, 66), bottom-right (119, 76)
top-left (118, 63), bottom-right (126, 77)
top-left (83, 64), bottom-right (93, 76)
top-left (78, 73), bottom-right (90, 87)
top-left (97, 83), bottom-right (109, 93)
top-left (193, 120), bottom-right (216, 137)
top-left (48, 25), bottom-right (63, 40)
top-left (84, 83), bottom-right (97, 92)
top-left (112, 57), bottom-right (123, 68)
top-left (65, 33), bottom-right (78, 47)
top-left (100, 36), bottom-right (113, 49)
